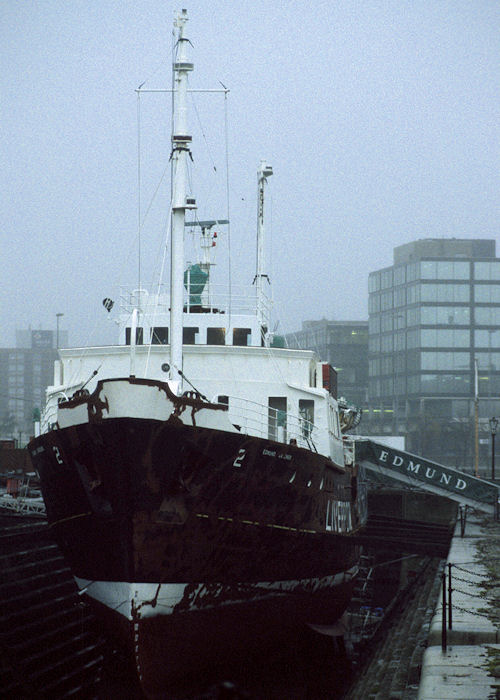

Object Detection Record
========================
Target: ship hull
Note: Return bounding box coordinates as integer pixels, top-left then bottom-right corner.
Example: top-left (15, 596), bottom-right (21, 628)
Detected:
top-left (83, 571), bottom-right (357, 696)
top-left (29, 412), bottom-right (365, 694)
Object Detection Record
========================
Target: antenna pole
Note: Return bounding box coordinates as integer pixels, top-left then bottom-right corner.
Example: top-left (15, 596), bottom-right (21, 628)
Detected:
top-left (256, 160), bottom-right (273, 344)
top-left (170, 9), bottom-right (193, 387)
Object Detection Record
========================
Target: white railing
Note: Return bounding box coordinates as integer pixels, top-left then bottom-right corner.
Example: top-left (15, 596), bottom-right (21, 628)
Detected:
top-left (223, 396), bottom-right (325, 451)
top-left (119, 284), bottom-right (272, 319)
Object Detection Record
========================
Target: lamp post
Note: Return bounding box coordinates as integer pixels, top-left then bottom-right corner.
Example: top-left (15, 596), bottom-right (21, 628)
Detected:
top-left (489, 416), bottom-right (498, 482)
top-left (56, 313), bottom-right (64, 349)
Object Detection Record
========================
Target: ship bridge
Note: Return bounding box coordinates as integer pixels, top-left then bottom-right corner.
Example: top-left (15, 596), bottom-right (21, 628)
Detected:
top-left (355, 439), bottom-right (499, 517)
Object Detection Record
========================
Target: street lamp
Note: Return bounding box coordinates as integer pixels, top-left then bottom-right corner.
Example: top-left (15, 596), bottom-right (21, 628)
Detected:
top-left (489, 416), bottom-right (498, 482)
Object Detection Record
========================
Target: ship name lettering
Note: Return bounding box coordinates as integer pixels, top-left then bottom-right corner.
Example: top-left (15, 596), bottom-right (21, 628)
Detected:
top-left (377, 450), bottom-right (468, 491)
top-left (325, 500), bottom-right (352, 533)
top-left (278, 453), bottom-right (292, 461)
top-left (262, 449), bottom-right (276, 457)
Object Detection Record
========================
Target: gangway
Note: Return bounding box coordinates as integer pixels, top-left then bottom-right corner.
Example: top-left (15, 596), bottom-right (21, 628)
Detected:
top-left (355, 439), bottom-right (499, 517)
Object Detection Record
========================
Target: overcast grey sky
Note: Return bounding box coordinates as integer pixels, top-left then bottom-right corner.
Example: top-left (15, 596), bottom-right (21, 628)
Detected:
top-left (2, 1), bottom-right (499, 347)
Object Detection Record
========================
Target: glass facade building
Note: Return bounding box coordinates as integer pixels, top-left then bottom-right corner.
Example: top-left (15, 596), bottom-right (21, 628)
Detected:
top-left (367, 239), bottom-right (500, 471)
top-left (0, 330), bottom-right (66, 445)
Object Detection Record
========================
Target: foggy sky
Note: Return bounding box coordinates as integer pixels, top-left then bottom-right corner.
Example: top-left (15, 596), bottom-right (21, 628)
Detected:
top-left (2, 0), bottom-right (499, 348)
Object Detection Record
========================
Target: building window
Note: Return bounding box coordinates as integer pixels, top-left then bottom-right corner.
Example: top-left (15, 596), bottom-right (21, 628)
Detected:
top-left (421, 329), bottom-right (470, 347)
top-left (421, 306), bottom-right (470, 325)
top-left (420, 261), bottom-right (470, 280)
top-left (420, 374), bottom-right (470, 394)
top-left (407, 262), bottom-right (418, 281)
top-left (475, 307), bottom-right (500, 325)
top-left (381, 335), bottom-right (393, 352)
top-left (474, 329), bottom-right (500, 348)
top-left (421, 352), bottom-right (470, 370)
top-left (421, 284), bottom-right (469, 302)
top-left (394, 331), bottom-right (406, 351)
top-left (476, 352), bottom-right (500, 370)
top-left (394, 265), bottom-right (406, 286)
top-left (407, 375), bottom-right (420, 393)
top-left (369, 294), bottom-right (381, 313)
top-left (407, 284), bottom-right (420, 304)
top-left (474, 262), bottom-right (500, 280)
top-left (380, 269), bottom-right (393, 289)
top-left (381, 314), bottom-right (393, 332)
top-left (368, 273), bottom-right (381, 292)
top-left (369, 316), bottom-right (380, 334)
top-left (381, 356), bottom-right (393, 374)
top-left (474, 285), bottom-right (500, 303)
top-left (380, 290), bottom-right (393, 310)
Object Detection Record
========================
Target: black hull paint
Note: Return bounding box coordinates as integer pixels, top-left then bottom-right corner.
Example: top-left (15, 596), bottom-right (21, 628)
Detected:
top-left (91, 575), bottom-right (356, 697)
top-left (29, 415), bottom-right (365, 694)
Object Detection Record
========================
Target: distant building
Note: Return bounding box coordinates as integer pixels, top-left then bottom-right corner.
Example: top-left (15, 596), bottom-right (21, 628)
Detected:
top-left (0, 329), bottom-right (67, 445)
top-left (367, 238), bottom-right (500, 473)
top-left (285, 319), bottom-right (368, 410)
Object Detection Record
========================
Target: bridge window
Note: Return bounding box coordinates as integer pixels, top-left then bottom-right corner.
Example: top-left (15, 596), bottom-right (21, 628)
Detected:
top-left (217, 395), bottom-right (229, 406)
top-left (268, 397), bottom-right (287, 442)
top-left (151, 327), bottom-right (168, 344)
top-left (207, 328), bottom-right (225, 345)
top-left (183, 327), bottom-right (199, 344)
top-left (233, 328), bottom-right (251, 346)
top-left (125, 327), bottom-right (144, 345)
top-left (299, 400), bottom-right (314, 438)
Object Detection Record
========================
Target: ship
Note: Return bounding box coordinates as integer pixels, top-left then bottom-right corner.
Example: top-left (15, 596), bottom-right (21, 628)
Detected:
top-left (28, 10), bottom-right (367, 696)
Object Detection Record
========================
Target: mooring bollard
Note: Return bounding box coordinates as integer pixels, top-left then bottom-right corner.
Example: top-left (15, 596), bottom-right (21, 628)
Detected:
top-left (441, 571), bottom-right (447, 652)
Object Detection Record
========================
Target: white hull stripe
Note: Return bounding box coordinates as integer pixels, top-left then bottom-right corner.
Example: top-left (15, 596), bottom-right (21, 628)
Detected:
top-left (75, 565), bottom-right (359, 621)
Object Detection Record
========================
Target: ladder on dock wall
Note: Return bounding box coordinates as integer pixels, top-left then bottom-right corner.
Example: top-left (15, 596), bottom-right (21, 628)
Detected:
top-left (0, 517), bottom-right (105, 699)
top-left (355, 439), bottom-right (499, 517)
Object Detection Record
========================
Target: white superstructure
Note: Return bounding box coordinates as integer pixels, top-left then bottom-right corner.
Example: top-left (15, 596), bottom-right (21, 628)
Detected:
top-left (40, 9), bottom-right (347, 470)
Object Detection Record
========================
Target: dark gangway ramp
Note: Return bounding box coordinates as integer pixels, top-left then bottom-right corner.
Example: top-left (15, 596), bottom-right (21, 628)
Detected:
top-left (356, 439), bottom-right (499, 516)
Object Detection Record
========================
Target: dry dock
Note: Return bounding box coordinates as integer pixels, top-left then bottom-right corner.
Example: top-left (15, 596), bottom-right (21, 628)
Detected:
top-left (418, 511), bottom-right (500, 700)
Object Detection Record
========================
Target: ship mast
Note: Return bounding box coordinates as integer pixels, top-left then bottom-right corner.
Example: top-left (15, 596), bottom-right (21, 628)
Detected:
top-left (170, 9), bottom-right (193, 387)
top-left (255, 160), bottom-right (273, 344)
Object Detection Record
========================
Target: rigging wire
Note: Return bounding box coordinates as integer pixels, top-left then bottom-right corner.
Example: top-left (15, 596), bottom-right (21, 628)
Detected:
top-left (137, 91), bottom-right (142, 303)
top-left (224, 89), bottom-right (232, 322)
top-left (191, 92), bottom-right (217, 173)
top-left (145, 201), bottom-right (173, 376)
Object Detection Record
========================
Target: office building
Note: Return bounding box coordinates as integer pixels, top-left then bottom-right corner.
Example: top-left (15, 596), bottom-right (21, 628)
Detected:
top-left (0, 329), bottom-right (67, 445)
top-left (367, 238), bottom-right (500, 471)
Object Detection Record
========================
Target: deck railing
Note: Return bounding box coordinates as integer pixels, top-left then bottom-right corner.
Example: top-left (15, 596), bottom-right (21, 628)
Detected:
top-left (221, 396), bottom-right (323, 451)
top-left (119, 284), bottom-right (272, 319)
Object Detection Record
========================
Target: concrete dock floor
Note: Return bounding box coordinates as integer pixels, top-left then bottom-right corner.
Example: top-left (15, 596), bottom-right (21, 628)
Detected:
top-left (418, 512), bottom-right (500, 699)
